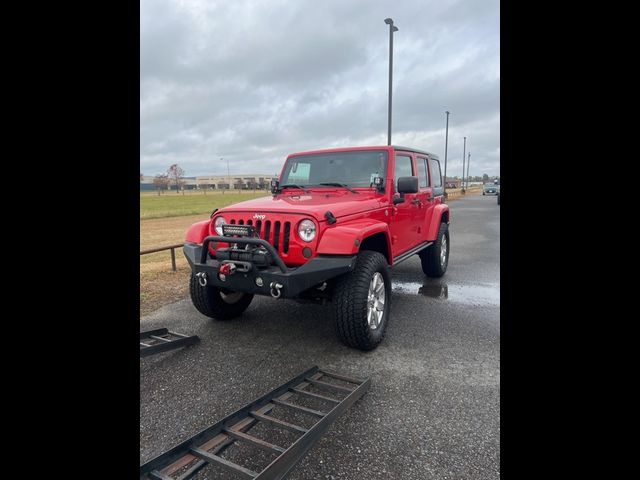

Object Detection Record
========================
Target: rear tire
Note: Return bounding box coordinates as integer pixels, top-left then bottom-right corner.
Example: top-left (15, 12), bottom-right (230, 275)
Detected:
top-left (189, 273), bottom-right (253, 320)
top-left (420, 222), bottom-right (450, 277)
top-left (333, 251), bottom-right (391, 351)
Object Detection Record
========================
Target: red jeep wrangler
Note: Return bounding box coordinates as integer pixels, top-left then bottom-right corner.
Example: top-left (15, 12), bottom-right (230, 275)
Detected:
top-left (184, 146), bottom-right (450, 350)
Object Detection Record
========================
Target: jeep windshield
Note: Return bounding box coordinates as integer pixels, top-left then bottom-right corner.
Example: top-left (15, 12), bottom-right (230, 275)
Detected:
top-left (280, 151), bottom-right (389, 189)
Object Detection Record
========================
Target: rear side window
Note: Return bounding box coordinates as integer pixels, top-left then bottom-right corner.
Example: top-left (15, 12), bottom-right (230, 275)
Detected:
top-left (417, 157), bottom-right (429, 188)
top-left (394, 155), bottom-right (413, 190)
top-left (429, 159), bottom-right (442, 188)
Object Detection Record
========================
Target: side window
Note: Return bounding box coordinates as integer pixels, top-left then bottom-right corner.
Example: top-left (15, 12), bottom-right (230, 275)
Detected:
top-left (417, 157), bottom-right (429, 188)
top-left (394, 155), bottom-right (413, 190)
top-left (429, 159), bottom-right (442, 188)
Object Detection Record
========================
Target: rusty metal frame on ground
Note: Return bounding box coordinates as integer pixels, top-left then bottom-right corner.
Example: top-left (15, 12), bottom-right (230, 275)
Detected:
top-left (140, 328), bottom-right (200, 357)
top-left (140, 365), bottom-right (371, 480)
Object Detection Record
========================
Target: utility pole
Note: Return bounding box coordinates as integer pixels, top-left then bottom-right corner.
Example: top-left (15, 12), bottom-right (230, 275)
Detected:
top-left (466, 152), bottom-right (471, 189)
top-left (384, 18), bottom-right (398, 145)
top-left (223, 157), bottom-right (228, 195)
top-left (444, 111), bottom-right (450, 195)
top-left (462, 136), bottom-right (466, 193)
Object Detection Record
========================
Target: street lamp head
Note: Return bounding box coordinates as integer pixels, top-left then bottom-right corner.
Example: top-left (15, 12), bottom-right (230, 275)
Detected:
top-left (392, 26), bottom-right (399, 32)
top-left (445, 110), bottom-right (450, 115)
top-left (384, 18), bottom-right (393, 25)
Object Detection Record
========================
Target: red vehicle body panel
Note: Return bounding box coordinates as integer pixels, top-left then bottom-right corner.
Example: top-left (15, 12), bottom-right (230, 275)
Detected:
top-left (185, 220), bottom-right (210, 244)
top-left (186, 146), bottom-right (449, 267)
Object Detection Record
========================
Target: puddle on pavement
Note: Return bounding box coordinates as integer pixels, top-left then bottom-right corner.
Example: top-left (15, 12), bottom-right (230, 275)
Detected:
top-left (392, 281), bottom-right (500, 306)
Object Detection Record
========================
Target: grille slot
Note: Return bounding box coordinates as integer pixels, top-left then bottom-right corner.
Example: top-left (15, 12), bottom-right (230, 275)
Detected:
top-left (273, 221), bottom-right (281, 250)
top-left (264, 221), bottom-right (272, 244)
top-left (283, 222), bottom-right (291, 253)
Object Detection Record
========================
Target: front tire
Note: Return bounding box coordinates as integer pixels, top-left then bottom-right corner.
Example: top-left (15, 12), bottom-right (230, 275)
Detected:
top-left (333, 251), bottom-right (391, 351)
top-left (420, 222), bottom-right (450, 277)
top-left (189, 273), bottom-right (254, 320)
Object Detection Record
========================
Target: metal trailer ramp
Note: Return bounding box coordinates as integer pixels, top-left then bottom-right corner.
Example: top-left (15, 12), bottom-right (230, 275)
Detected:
top-left (140, 366), bottom-right (370, 480)
top-left (140, 328), bottom-right (200, 357)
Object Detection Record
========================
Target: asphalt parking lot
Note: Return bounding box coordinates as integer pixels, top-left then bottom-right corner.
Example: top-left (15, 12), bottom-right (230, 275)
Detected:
top-left (140, 192), bottom-right (500, 479)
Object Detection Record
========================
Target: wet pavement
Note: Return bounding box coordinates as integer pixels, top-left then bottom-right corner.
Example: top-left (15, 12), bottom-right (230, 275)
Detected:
top-left (140, 193), bottom-right (500, 479)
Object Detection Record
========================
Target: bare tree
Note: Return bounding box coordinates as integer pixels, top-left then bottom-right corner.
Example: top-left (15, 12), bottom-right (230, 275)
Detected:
top-left (153, 174), bottom-right (169, 195)
top-left (167, 164), bottom-right (185, 193)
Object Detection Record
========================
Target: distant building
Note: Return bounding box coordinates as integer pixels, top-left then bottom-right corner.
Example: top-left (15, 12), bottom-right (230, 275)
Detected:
top-left (444, 179), bottom-right (461, 188)
top-left (140, 174), bottom-right (275, 191)
top-left (196, 174), bottom-right (275, 190)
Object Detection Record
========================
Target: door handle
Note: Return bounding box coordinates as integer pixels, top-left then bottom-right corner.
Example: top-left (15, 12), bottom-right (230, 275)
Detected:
top-left (411, 198), bottom-right (422, 205)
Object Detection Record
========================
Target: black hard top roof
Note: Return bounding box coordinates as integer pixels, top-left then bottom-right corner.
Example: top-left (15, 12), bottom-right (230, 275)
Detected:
top-left (392, 145), bottom-right (440, 160)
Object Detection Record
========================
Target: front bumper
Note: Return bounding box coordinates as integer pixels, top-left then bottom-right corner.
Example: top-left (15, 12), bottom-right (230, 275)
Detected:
top-left (183, 236), bottom-right (356, 298)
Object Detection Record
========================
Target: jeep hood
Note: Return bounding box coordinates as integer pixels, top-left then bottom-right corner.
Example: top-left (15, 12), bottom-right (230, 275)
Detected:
top-left (216, 190), bottom-right (384, 222)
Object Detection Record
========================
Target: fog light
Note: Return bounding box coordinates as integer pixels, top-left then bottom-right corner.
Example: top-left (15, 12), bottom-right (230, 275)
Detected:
top-left (255, 277), bottom-right (264, 287)
top-left (303, 247), bottom-right (312, 258)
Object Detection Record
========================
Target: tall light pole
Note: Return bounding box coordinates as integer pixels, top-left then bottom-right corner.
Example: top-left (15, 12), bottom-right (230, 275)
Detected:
top-left (444, 111), bottom-right (450, 195)
top-left (384, 18), bottom-right (398, 146)
top-left (466, 152), bottom-right (471, 189)
top-left (223, 157), bottom-right (229, 194)
top-left (462, 136), bottom-right (466, 192)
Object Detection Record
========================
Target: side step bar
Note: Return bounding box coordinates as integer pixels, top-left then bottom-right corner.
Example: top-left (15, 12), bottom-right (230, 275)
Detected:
top-left (140, 328), bottom-right (200, 358)
top-left (392, 241), bottom-right (433, 266)
top-left (140, 366), bottom-right (371, 480)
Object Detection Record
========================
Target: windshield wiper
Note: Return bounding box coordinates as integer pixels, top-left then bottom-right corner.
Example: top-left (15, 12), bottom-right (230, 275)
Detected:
top-left (278, 184), bottom-right (309, 194)
top-left (316, 182), bottom-right (359, 194)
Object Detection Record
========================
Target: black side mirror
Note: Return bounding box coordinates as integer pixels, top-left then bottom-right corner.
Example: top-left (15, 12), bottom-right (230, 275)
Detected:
top-left (394, 176), bottom-right (418, 204)
top-left (397, 176), bottom-right (418, 194)
top-left (270, 179), bottom-right (280, 194)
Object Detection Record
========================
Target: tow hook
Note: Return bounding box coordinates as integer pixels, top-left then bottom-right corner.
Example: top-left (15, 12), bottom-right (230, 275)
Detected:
top-left (270, 282), bottom-right (283, 299)
top-left (218, 262), bottom-right (236, 282)
top-left (196, 272), bottom-right (208, 287)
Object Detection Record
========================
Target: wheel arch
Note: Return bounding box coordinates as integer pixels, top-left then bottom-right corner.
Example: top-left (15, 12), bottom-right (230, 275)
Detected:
top-left (427, 204), bottom-right (450, 240)
top-left (186, 220), bottom-right (211, 243)
top-left (317, 220), bottom-right (391, 264)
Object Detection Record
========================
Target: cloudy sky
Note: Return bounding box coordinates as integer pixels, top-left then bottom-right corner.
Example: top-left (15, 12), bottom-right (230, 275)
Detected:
top-left (140, 0), bottom-right (499, 178)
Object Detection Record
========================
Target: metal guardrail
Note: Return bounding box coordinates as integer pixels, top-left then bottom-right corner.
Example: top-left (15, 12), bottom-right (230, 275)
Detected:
top-left (445, 186), bottom-right (481, 201)
top-left (140, 243), bottom-right (184, 271)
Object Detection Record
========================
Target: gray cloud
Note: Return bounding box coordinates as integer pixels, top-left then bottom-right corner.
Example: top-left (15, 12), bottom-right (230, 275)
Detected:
top-left (141, 0), bottom-right (499, 178)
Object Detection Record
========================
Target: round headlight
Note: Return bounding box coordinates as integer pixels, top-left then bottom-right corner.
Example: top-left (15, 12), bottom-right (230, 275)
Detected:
top-left (298, 219), bottom-right (316, 242)
top-left (214, 216), bottom-right (227, 235)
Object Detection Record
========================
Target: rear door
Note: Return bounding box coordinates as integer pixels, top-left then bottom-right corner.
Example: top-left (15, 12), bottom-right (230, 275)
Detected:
top-left (425, 157), bottom-right (444, 240)
top-left (389, 153), bottom-right (418, 256)
top-left (415, 156), bottom-right (434, 242)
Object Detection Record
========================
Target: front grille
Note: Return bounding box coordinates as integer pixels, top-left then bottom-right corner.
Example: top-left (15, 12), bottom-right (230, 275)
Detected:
top-left (225, 217), bottom-right (292, 255)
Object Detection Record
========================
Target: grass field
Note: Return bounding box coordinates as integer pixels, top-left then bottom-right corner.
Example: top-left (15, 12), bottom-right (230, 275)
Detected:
top-left (140, 190), bottom-right (270, 219)
top-left (140, 214), bottom-right (206, 316)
